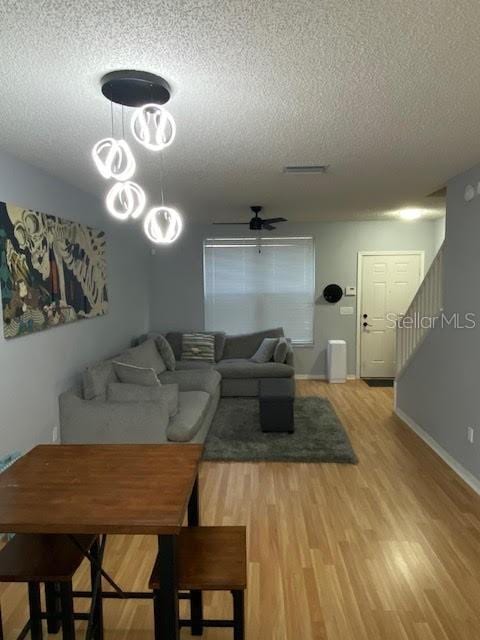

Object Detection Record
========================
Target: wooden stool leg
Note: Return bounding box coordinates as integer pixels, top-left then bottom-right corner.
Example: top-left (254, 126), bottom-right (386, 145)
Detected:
top-left (90, 538), bottom-right (104, 640)
top-left (59, 582), bottom-right (76, 640)
top-left (153, 589), bottom-right (162, 640)
top-left (190, 590), bottom-right (203, 635)
top-left (45, 582), bottom-right (61, 633)
top-left (232, 590), bottom-right (245, 640)
top-left (28, 582), bottom-right (43, 640)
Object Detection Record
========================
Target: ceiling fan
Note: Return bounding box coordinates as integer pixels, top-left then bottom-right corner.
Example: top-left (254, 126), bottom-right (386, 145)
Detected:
top-left (213, 206), bottom-right (287, 231)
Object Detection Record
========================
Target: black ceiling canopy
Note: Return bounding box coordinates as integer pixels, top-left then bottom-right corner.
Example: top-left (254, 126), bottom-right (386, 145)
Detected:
top-left (101, 70), bottom-right (172, 107)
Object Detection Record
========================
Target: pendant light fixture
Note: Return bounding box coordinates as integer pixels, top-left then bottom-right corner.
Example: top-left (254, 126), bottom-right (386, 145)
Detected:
top-left (92, 138), bottom-right (136, 181)
top-left (106, 181), bottom-right (146, 220)
top-left (92, 70), bottom-right (182, 244)
top-left (144, 206), bottom-right (183, 244)
top-left (131, 103), bottom-right (176, 151)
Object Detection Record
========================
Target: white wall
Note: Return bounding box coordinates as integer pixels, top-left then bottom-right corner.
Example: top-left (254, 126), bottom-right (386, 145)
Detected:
top-left (149, 219), bottom-right (444, 376)
top-left (0, 151), bottom-right (150, 456)
top-left (397, 162), bottom-right (480, 482)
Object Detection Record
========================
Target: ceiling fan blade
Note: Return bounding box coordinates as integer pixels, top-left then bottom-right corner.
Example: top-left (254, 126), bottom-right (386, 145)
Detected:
top-left (212, 222), bottom-right (250, 225)
top-left (262, 217), bottom-right (287, 224)
top-left (262, 223), bottom-right (276, 230)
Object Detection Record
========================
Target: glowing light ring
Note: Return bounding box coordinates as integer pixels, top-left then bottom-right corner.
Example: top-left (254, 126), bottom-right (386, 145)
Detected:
top-left (131, 104), bottom-right (176, 151)
top-left (106, 181), bottom-right (146, 221)
top-left (143, 206), bottom-right (182, 244)
top-left (92, 138), bottom-right (136, 180)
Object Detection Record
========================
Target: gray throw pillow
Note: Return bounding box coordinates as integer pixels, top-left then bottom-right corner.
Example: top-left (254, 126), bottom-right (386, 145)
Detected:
top-left (119, 339), bottom-right (166, 374)
top-left (181, 333), bottom-right (215, 362)
top-left (155, 335), bottom-right (176, 371)
top-left (251, 338), bottom-right (278, 363)
top-left (107, 382), bottom-right (179, 417)
top-left (83, 359), bottom-right (117, 400)
top-left (113, 362), bottom-right (158, 386)
top-left (274, 338), bottom-right (289, 363)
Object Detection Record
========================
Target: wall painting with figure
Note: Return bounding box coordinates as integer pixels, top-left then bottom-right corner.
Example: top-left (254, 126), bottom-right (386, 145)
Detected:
top-left (0, 202), bottom-right (108, 339)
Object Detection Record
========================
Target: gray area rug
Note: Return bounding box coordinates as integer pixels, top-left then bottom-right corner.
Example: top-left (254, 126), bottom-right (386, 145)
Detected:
top-left (204, 397), bottom-right (358, 463)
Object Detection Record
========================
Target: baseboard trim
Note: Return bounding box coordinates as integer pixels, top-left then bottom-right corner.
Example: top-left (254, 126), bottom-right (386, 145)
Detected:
top-left (394, 406), bottom-right (480, 496)
top-left (295, 374), bottom-right (356, 381)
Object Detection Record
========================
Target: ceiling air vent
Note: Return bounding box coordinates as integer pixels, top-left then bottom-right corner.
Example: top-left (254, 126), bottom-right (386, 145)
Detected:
top-left (283, 164), bottom-right (329, 174)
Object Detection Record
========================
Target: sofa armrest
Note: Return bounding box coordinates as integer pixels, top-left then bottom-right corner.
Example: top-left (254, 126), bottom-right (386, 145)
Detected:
top-left (59, 389), bottom-right (169, 444)
top-left (285, 345), bottom-right (295, 367)
top-left (158, 369), bottom-right (221, 395)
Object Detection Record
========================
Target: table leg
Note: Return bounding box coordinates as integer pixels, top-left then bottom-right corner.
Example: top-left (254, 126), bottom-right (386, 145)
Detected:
top-left (187, 475), bottom-right (203, 635)
top-left (155, 535), bottom-right (179, 640)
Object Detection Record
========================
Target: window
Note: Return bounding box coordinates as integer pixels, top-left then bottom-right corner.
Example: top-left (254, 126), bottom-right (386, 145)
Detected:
top-left (203, 237), bottom-right (315, 344)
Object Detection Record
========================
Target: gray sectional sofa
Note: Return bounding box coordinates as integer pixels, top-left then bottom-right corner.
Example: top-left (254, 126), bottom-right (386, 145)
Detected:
top-left (59, 328), bottom-right (294, 445)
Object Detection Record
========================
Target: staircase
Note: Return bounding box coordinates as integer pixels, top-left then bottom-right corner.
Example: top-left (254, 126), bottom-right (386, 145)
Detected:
top-left (396, 243), bottom-right (444, 377)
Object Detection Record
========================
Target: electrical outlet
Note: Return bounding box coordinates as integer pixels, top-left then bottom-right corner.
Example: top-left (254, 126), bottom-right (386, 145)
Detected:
top-left (52, 426), bottom-right (59, 443)
top-left (467, 427), bottom-right (474, 444)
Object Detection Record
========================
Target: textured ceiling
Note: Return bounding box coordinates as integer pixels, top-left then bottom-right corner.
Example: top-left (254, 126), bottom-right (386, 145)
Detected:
top-left (3, 1), bottom-right (478, 224)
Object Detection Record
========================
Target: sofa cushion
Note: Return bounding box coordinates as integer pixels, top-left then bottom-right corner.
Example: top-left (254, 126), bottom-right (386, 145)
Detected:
top-left (182, 333), bottom-right (215, 362)
top-left (166, 390), bottom-right (210, 442)
top-left (251, 338), bottom-right (278, 363)
top-left (119, 339), bottom-right (166, 374)
top-left (215, 358), bottom-right (294, 379)
top-left (158, 384), bottom-right (179, 417)
top-left (166, 331), bottom-right (226, 362)
top-left (83, 359), bottom-right (118, 400)
top-left (159, 369), bottom-right (221, 395)
top-left (274, 338), bottom-right (289, 363)
top-left (176, 360), bottom-right (215, 371)
top-left (222, 328), bottom-right (285, 359)
top-left (106, 382), bottom-right (179, 417)
top-left (154, 335), bottom-right (176, 371)
top-left (113, 362), bottom-right (159, 386)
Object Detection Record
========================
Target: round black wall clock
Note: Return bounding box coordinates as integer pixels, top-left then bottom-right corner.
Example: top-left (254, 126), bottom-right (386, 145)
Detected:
top-left (323, 284), bottom-right (343, 303)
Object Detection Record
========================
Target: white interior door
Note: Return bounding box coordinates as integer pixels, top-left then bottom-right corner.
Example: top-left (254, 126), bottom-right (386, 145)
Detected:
top-left (360, 253), bottom-right (423, 378)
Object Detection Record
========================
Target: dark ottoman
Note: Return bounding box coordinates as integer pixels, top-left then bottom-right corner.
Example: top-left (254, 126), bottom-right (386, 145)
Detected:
top-left (259, 378), bottom-right (295, 433)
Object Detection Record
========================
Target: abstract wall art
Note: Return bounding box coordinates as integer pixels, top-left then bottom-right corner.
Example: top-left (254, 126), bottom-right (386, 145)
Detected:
top-left (0, 202), bottom-right (108, 338)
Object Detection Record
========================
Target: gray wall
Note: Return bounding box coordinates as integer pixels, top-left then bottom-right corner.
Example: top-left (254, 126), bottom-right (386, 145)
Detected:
top-left (150, 219), bottom-right (443, 375)
top-left (0, 151), bottom-right (150, 456)
top-left (397, 162), bottom-right (480, 482)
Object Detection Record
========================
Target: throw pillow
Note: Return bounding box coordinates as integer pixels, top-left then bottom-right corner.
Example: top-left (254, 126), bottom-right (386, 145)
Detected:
top-left (107, 382), bottom-right (179, 417)
top-left (113, 362), bottom-right (159, 386)
top-left (83, 359), bottom-right (117, 400)
top-left (118, 339), bottom-right (166, 374)
top-left (251, 337), bottom-right (278, 363)
top-left (181, 333), bottom-right (215, 362)
top-left (155, 335), bottom-right (176, 371)
top-left (274, 337), bottom-right (289, 363)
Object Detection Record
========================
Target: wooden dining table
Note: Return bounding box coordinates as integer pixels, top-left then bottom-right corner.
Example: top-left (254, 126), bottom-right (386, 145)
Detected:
top-left (0, 443), bottom-right (204, 640)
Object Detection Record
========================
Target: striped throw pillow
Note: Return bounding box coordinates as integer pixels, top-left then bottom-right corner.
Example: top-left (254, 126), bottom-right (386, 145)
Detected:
top-left (181, 333), bottom-right (215, 362)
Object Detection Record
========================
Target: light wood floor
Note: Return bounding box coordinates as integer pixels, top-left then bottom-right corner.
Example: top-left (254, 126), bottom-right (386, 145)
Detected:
top-left (2, 380), bottom-right (480, 639)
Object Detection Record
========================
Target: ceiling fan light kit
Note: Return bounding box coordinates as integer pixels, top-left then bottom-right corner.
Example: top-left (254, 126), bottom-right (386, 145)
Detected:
top-left (92, 70), bottom-right (182, 244)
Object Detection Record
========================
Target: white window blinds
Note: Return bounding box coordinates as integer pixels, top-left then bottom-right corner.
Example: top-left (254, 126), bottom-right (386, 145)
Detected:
top-left (203, 237), bottom-right (315, 344)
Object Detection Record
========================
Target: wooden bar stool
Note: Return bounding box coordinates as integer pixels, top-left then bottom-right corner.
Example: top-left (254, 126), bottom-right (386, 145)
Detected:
top-left (149, 526), bottom-right (247, 640)
top-left (0, 534), bottom-right (97, 640)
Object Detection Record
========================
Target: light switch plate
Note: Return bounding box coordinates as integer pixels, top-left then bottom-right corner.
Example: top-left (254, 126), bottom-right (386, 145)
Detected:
top-left (345, 286), bottom-right (356, 296)
top-left (340, 306), bottom-right (354, 315)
